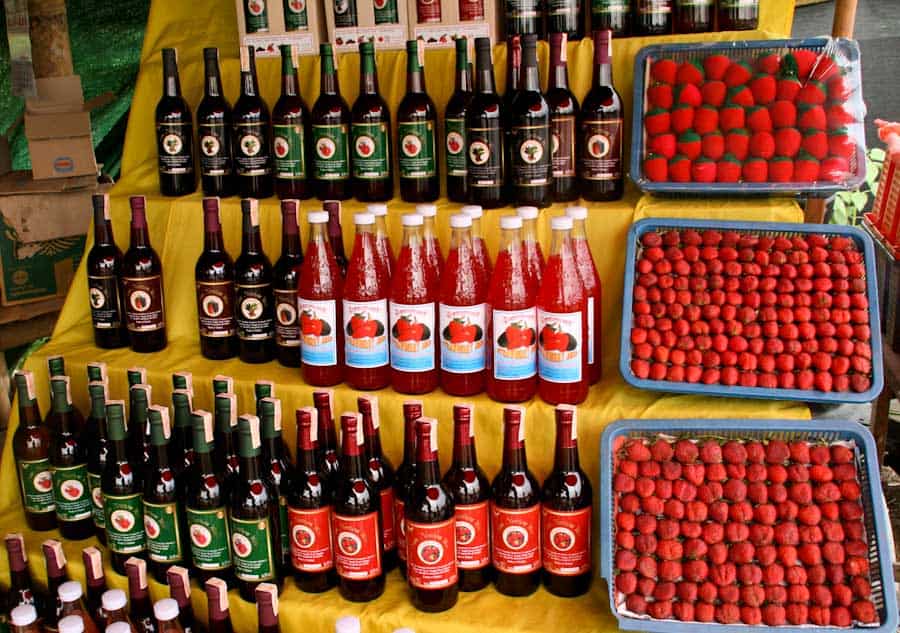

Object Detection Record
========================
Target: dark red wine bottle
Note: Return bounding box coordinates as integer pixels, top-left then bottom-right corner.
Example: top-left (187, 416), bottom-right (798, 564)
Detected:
top-left (196, 198), bottom-right (238, 360)
top-left (675, 0), bottom-right (712, 32)
top-left (166, 567), bottom-right (196, 633)
top-left (255, 584), bottom-right (279, 633)
top-left (82, 547), bottom-right (107, 627)
top-left (398, 40), bottom-right (439, 202)
top-left (235, 199), bottom-right (276, 363)
top-left (233, 47), bottom-right (273, 199)
top-left (546, 33), bottom-right (579, 203)
top-left (259, 398), bottom-right (295, 575)
top-left (312, 44), bottom-right (351, 201)
top-left (591, 0), bottom-right (630, 35)
top-left (205, 579), bottom-right (233, 633)
top-left (197, 47), bottom-right (235, 198)
top-left (156, 48), bottom-right (196, 197)
top-left (274, 200), bottom-right (304, 368)
top-left (171, 389), bottom-right (195, 474)
top-left (509, 34), bottom-right (551, 208)
top-left (85, 380), bottom-right (110, 544)
top-left (273, 45), bottom-right (312, 200)
top-left (394, 399), bottom-right (423, 578)
top-left (12, 371), bottom-right (55, 531)
top-left (41, 540), bottom-right (69, 633)
top-left (87, 193), bottom-right (128, 348)
top-left (635, 0), bottom-right (672, 34)
top-left (122, 196), bottom-right (167, 353)
top-left (312, 391), bottom-right (341, 491)
top-left (125, 558), bottom-right (156, 633)
top-left (358, 395), bottom-right (397, 572)
top-left (444, 38), bottom-right (473, 203)
top-left (214, 393), bottom-right (241, 492)
top-left (465, 38), bottom-right (505, 209)
top-left (351, 42), bottom-right (393, 202)
top-left (5, 534), bottom-right (42, 615)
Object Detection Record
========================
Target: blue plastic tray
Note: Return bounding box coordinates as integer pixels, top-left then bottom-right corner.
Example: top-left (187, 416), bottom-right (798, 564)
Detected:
top-left (630, 37), bottom-right (867, 196)
top-left (620, 218), bottom-right (884, 404)
top-left (600, 418), bottom-right (899, 633)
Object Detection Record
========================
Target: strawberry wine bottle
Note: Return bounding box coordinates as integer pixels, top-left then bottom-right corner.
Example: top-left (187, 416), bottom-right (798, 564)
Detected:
top-left (312, 390), bottom-right (341, 491)
top-left (566, 206), bottom-right (602, 384)
top-left (394, 400), bottom-right (423, 578)
top-left (358, 395), bottom-right (397, 572)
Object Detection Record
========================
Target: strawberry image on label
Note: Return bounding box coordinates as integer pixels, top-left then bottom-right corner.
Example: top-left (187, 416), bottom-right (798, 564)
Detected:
top-left (406, 518), bottom-right (458, 589)
top-left (333, 512), bottom-right (382, 580)
top-left (491, 504), bottom-right (541, 573)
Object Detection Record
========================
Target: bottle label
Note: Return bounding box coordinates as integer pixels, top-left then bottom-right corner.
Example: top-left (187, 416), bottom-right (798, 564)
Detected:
top-left (199, 122), bottom-right (232, 176)
top-left (351, 122), bottom-right (391, 180)
top-left (88, 274), bottom-right (123, 329)
top-left (312, 124), bottom-right (350, 180)
top-left (466, 125), bottom-right (503, 187)
top-left (541, 506), bottom-right (592, 576)
top-left (298, 298), bottom-right (338, 366)
top-left (511, 123), bottom-right (551, 186)
top-left (157, 122), bottom-right (194, 175)
top-left (333, 512), bottom-right (383, 579)
top-left (51, 463), bottom-right (92, 522)
top-left (197, 280), bottom-right (237, 338)
top-left (88, 471), bottom-right (105, 529)
top-left (445, 117), bottom-right (467, 176)
top-left (278, 496), bottom-right (290, 560)
top-left (578, 119), bottom-right (622, 181)
top-left (380, 488), bottom-right (396, 551)
top-left (390, 302), bottom-right (436, 372)
top-left (537, 309), bottom-right (583, 383)
top-left (333, 0), bottom-right (357, 29)
top-left (284, 0), bottom-right (309, 28)
top-left (233, 123), bottom-right (272, 177)
top-left (416, 0), bottom-right (441, 22)
top-left (230, 516), bottom-right (276, 581)
top-left (275, 288), bottom-right (300, 349)
top-left (406, 518), bottom-right (458, 589)
top-left (459, 0), bottom-right (485, 20)
top-left (493, 308), bottom-right (538, 380)
top-left (123, 275), bottom-right (166, 333)
top-left (235, 283), bottom-right (275, 341)
top-left (491, 504), bottom-right (541, 574)
top-left (551, 115), bottom-right (576, 178)
top-left (587, 296), bottom-right (595, 366)
top-left (592, 0), bottom-right (629, 12)
top-left (273, 124), bottom-right (307, 179)
top-left (343, 299), bottom-right (389, 368)
top-left (455, 501), bottom-right (490, 569)
top-left (244, 0), bottom-right (269, 30)
top-left (18, 459), bottom-right (55, 514)
top-left (398, 121), bottom-right (437, 179)
top-left (638, 0), bottom-right (672, 12)
top-left (439, 303), bottom-right (487, 373)
top-left (143, 500), bottom-right (184, 562)
top-left (373, 0), bottom-right (399, 23)
top-left (187, 507), bottom-right (232, 570)
top-left (289, 506), bottom-right (334, 571)
top-left (394, 497), bottom-right (407, 562)
top-left (103, 492), bottom-right (146, 554)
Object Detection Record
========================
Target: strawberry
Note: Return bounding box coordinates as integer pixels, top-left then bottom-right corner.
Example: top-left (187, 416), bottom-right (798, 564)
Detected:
top-left (719, 104), bottom-right (746, 132)
top-left (769, 100), bottom-right (797, 128)
top-left (757, 53), bottom-right (781, 75)
top-left (749, 131), bottom-right (776, 159)
top-left (651, 58), bottom-right (678, 85)
top-left (675, 83), bottom-right (703, 108)
top-left (727, 85), bottom-right (754, 107)
top-left (749, 73), bottom-right (777, 105)
top-left (725, 129), bottom-right (751, 161)
top-left (794, 151), bottom-right (820, 182)
top-left (776, 76), bottom-right (803, 101)
top-left (798, 104), bottom-right (827, 131)
top-left (826, 104), bottom-right (856, 128)
top-left (645, 108), bottom-right (671, 135)
top-left (647, 83), bottom-right (674, 110)
top-left (703, 54), bottom-right (731, 81)
top-left (810, 54), bottom-right (841, 82)
top-left (828, 74), bottom-right (852, 101)
top-left (669, 155), bottom-right (692, 182)
top-left (786, 49), bottom-right (819, 81)
top-left (671, 104), bottom-right (695, 134)
top-left (774, 127), bottom-right (802, 157)
top-left (724, 61), bottom-right (753, 88)
top-left (694, 105), bottom-right (719, 135)
top-left (828, 128), bottom-right (856, 159)
top-left (649, 132), bottom-right (677, 159)
top-left (801, 129), bottom-right (829, 160)
top-left (743, 157), bottom-right (768, 183)
top-left (769, 157), bottom-right (794, 182)
top-left (820, 156), bottom-right (849, 182)
top-left (746, 106), bottom-right (773, 133)
top-left (717, 154), bottom-right (742, 182)
top-left (692, 157), bottom-right (717, 183)
top-left (677, 59), bottom-right (705, 85)
top-left (677, 131), bottom-right (702, 160)
top-left (701, 80), bottom-right (727, 107)
top-left (796, 81), bottom-right (828, 106)
top-left (702, 131), bottom-right (725, 160)
top-left (644, 153), bottom-right (668, 182)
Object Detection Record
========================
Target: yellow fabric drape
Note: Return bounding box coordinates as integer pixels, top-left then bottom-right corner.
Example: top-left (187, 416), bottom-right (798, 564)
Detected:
top-left (0, 2), bottom-right (806, 632)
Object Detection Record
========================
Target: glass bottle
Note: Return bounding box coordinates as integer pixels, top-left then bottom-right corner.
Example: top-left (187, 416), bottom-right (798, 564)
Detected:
top-left (547, 33), bottom-right (579, 203)
top-left (152, 599), bottom-right (182, 633)
top-left (567, 205), bottom-right (602, 384)
top-left (85, 382), bottom-right (109, 544)
top-left (717, 0), bottom-right (759, 30)
top-left (42, 540), bottom-right (68, 633)
top-left (323, 200), bottom-right (348, 275)
top-left (13, 371), bottom-right (55, 531)
top-left (4, 534), bottom-right (42, 615)
top-left (460, 205), bottom-right (493, 279)
top-left (166, 567), bottom-right (195, 633)
top-left (122, 196), bottom-right (167, 352)
top-left (352, 42), bottom-right (393, 202)
top-left (10, 605), bottom-right (40, 633)
top-left (591, 0), bottom-right (631, 34)
top-left (675, 0), bottom-right (712, 32)
top-left (517, 206), bottom-right (544, 289)
top-left (509, 34), bottom-right (551, 207)
top-left (88, 193), bottom-right (128, 348)
top-left (398, 40), bottom-right (439, 202)
top-left (312, 391), bottom-right (341, 490)
top-left (445, 38), bottom-right (472, 203)
top-left (57, 582), bottom-right (99, 633)
top-left (503, 35), bottom-right (522, 125)
top-left (235, 199), bottom-right (276, 363)
top-left (204, 579), bottom-right (233, 633)
top-left (156, 49), bottom-right (196, 197)
top-left (48, 376), bottom-right (93, 540)
top-left (273, 200), bottom-right (304, 368)
top-left (394, 400), bottom-right (422, 578)
top-left (81, 548), bottom-right (107, 628)
top-left (57, 616), bottom-right (85, 633)
top-left (197, 48), bottom-right (235, 198)
top-left (504, 0), bottom-right (541, 35)
top-left (101, 589), bottom-right (134, 631)
top-left (259, 397), bottom-right (295, 575)
top-left (416, 204), bottom-right (443, 280)
top-left (358, 396), bottom-right (397, 572)
top-left (312, 45), bottom-right (351, 201)
top-left (635, 0), bottom-right (673, 34)
top-left (196, 197), bottom-right (238, 360)
top-left (466, 38), bottom-right (505, 209)
top-left (45, 357), bottom-right (85, 428)
top-left (214, 393), bottom-right (240, 492)
top-left (369, 204), bottom-right (395, 277)
top-left (233, 47), bottom-right (273, 199)
top-left (273, 45), bottom-right (312, 200)
top-left (171, 390), bottom-right (195, 475)
top-left (547, 0), bottom-right (582, 39)
top-left (127, 383), bottom-right (151, 472)
top-left (124, 559), bottom-right (154, 633)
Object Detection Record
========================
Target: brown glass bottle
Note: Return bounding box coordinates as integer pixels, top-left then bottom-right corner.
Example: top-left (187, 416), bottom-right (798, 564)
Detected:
top-left (101, 589), bottom-right (135, 631)
top-left (85, 382), bottom-right (109, 543)
top-left (273, 45), bottom-right (312, 200)
top-left (273, 200), bottom-right (304, 367)
top-left (171, 390), bottom-right (195, 475)
top-left (10, 604), bottom-right (40, 633)
top-left (312, 45), bottom-right (351, 201)
top-left (504, 0), bottom-right (541, 35)
top-left (122, 196), bottom-right (167, 353)
top-left (125, 558), bottom-right (156, 633)
top-left (198, 48), bottom-right (235, 198)
top-left (156, 49), bottom-right (196, 197)
top-left (547, 33), bottom-right (579, 203)
top-left (398, 40), bottom-right (438, 202)
top-left (88, 193), bottom-right (128, 348)
top-left (509, 34), bottom-right (551, 207)
top-left (466, 38), bottom-right (505, 208)
top-left (45, 357), bottom-right (85, 428)
top-left (41, 540), bottom-right (69, 632)
top-left (591, 0), bottom-right (631, 35)
top-left (502, 34), bottom-right (521, 198)
top-left (5, 534), bottom-right (42, 615)
top-left (717, 0), bottom-right (758, 30)
top-left (312, 391), bottom-right (341, 491)
top-left (491, 406), bottom-right (541, 597)
top-left (578, 30), bottom-right (624, 201)
top-left (13, 371), bottom-right (56, 531)
top-left (214, 393), bottom-right (241, 492)
top-left (323, 201), bottom-right (348, 275)
top-left (394, 400), bottom-right (422, 578)
top-left (359, 396), bottom-right (397, 572)
top-left (166, 567), bottom-right (195, 633)
top-left (127, 383), bottom-right (152, 472)
top-left (57, 581), bottom-right (100, 633)
top-left (255, 584), bottom-right (279, 633)
top-left (445, 38), bottom-right (473, 203)
top-left (547, 0), bottom-right (582, 38)
top-left (674, 0), bottom-right (712, 31)
top-left (48, 376), bottom-right (93, 540)
top-left (233, 47), bottom-right (273, 199)
top-left (153, 599), bottom-right (183, 633)
top-left (235, 199), bottom-right (276, 363)
top-left (196, 198), bottom-right (238, 360)
top-left (82, 548), bottom-right (107, 627)
top-left (205, 579), bottom-right (233, 633)
top-left (259, 398), bottom-right (295, 575)
top-left (635, 0), bottom-right (672, 34)
top-left (352, 42), bottom-right (393, 202)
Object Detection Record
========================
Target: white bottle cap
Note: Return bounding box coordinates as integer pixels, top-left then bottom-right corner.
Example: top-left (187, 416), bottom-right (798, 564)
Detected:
top-left (308, 211), bottom-right (329, 224)
top-left (367, 204), bottom-right (388, 216)
top-left (102, 589), bottom-right (128, 612)
top-left (153, 598), bottom-right (180, 622)
top-left (59, 615), bottom-right (85, 633)
top-left (58, 580), bottom-right (83, 602)
top-left (500, 215), bottom-right (523, 230)
top-left (565, 205), bottom-right (588, 220)
top-left (415, 204), bottom-right (437, 217)
top-left (551, 216), bottom-right (574, 230)
top-left (106, 623), bottom-right (132, 633)
top-left (516, 206), bottom-right (539, 220)
top-left (354, 213), bottom-right (375, 226)
top-left (449, 214), bottom-right (472, 228)
top-left (335, 616), bottom-right (361, 633)
top-left (10, 605), bottom-right (37, 627)
top-left (402, 213), bottom-right (424, 226)
top-left (460, 205), bottom-right (483, 219)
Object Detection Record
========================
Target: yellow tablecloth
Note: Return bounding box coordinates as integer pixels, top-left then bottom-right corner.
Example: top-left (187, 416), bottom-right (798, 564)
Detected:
top-left (0, 2), bottom-right (808, 632)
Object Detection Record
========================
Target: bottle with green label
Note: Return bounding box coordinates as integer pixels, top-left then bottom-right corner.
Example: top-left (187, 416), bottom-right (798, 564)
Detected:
top-left (230, 415), bottom-right (280, 601)
top-left (273, 45), bottom-right (311, 201)
top-left (45, 357), bottom-right (85, 431)
top-left (12, 371), bottom-right (56, 531)
top-left (187, 411), bottom-right (234, 586)
top-left (283, 0), bottom-right (308, 29)
top-left (259, 398), bottom-right (295, 575)
top-left (102, 400), bottom-right (146, 575)
top-left (352, 41), bottom-right (393, 202)
top-left (85, 382), bottom-right (109, 544)
top-left (398, 40), bottom-right (438, 203)
top-left (143, 406), bottom-right (188, 583)
top-left (311, 44), bottom-right (351, 201)
top-left (48, 376), bottom-right (93, 540)
top-left (171, 390), bottom-right (195, 475)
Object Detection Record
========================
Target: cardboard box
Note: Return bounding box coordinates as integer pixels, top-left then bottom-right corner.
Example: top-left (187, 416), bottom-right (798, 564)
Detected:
top-left (0, 171), bottom-right (96, 305)
top-left (235, 0), bottom-right (325, 56)
top-left (325, 0), bottom-right (409, 51)
top-left (24, 109), bottom-right (96, 180)
top-left (25, 76), bottom-right (84, 113)
top-left (407, 0), bottom-right (498, 48)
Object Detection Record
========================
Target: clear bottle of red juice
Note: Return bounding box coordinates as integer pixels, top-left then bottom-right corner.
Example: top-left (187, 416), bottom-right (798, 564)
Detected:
top-left (367, 204), bottom-right (395, 278)
top-left (390, 214), bottom-right (439, 394)
top-left (487, 215), bottom-right (537, 403)
top-left (460, 205), bottom-right (492, 279)
top-left (298, 211), bottom-right (344, 386)
top-left (517, 206), bottom-right (544, 289)
top-left (537, 216), bottom-right (588, 405)
top-left (439, 214), bottom-right (488, 396)
top-left (343, 213), bottom-right (391, 391)
top-left (415, 204), bottom-right (443, 280)
top-left (566, 206), bottom-right (601, 385)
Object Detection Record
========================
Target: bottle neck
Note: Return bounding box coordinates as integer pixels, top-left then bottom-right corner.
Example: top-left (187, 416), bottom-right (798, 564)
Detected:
top-left (449, 227), bottom-right (474, 260)
top-left (325, 207), bottom-right (345, 258)
top-left (240, 453), bottom-right (260, 482)
top-left (455, 52), bottom-right (471, 93)
top-left (402, 417), bottom-right (417, 466)
top-left (415, 425), bottom-right (440, 485)
top-left (90, 394), bottom-right (106, 421)
top-left (401, 225), bottom-right (424, 253)
top-left (522, 218), bottom-right (538, 243)
top-left (502, 424), bottom-right (527, 472)
top-left (549, 228), bottom-right (573, 257)
top-left (93, 208), bottom-right (114, 245)
top-left (281, 55), bottom-right (298, 97)
top-left (359, 53), bottom-right (379, 95)
top-left (549, 43), bottom-right (569, 91)
top-left (241, 70), bottom-right (258, 98)
top-left (282, 213), bottom-right (302, 258)
top-left (415, 458), bottom-right (441, 486)
top-left (341, 442), bottom-right (366, 480)
top-left (242, 221), bottom-right (262, 254)
top-left (130, 209), bottom-right (150, 248)
top-left (195, 449), bottom-right (216, 475)
top-left (520, 47), bottom-right (539, 92)
top-left (149, 443), bottom-right (171, 471)
top-left (163, 57), bottom-right (181, 97)
top-left (475, 49), bottom-right (496, 94)
top-left (506, 41), bottom-right (521, 94)
top-left (452, 418), bottom-right (477, 469)
top-left (204, 210), bottom-right (225, 252)
top-left (263, 435), bottom-right (281, 462)
top-left (320, 53), bottom-right (339, 95)
top-left (406, 59), bottom-right (425, 94)
top-left (205, 56), bottom-right (223, 97)
top-left (108, 436), bottom-right (129, 464)
top-left (593, 35), bottom-right (613, 88)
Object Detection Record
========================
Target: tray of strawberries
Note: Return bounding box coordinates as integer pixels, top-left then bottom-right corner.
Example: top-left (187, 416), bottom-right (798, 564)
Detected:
top-left (631, 38), bottom-right (866, 195)
top-left (621, 219), bottom-right (883, 404)
top-left (600, 419), bottom-right (898, 632)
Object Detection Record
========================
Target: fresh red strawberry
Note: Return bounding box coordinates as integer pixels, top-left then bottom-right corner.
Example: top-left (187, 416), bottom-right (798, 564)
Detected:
top-left (692, 157), bottom-right (717, 183)
top-left (717, 154), bottom-right (742, 182)
top-left (828, 128), bottom-right (856, 159)
top-left (669, 155), bottom-right (692, 182)
top-left (725, 129), bottom-right (751, 161)
top-left (769, 157), bottom-right (794, 182)
top-left (651, 58), bottom-right (678, 85)
top-left (757, 53), bottom-right (781, 75)
top-left (828, 74), bottom-right (852, 101)
top-left (694, 105), bottom-right (719, 135)
top-left (777, 76), bottom-right (803, 101)
top-left (743, 157), bottom-right (768, 183)
top-left (749, 131), bottom-right (776, 159)
top-left (702, 131), bottom-right (725, 160)
top-left (801, 129), bottom-right (829, 160)
top-left (786, 49), bottom-right (819, 81)
top-left (671, 104), bottom-right (695, 134)
top-left (701, 80), bottom-right (727, 107)
top-left (727, 85), bottom-right (754, 107)
top-left (648, 83), bottom-right (674, 109)
top-left (826, 104), bottom-right (856, 128)
top-left (746, 106), bottom-right (773, 133)
top-left (769, 100), bottom-right (797, 128)
top-left (774, 127), bottom-right (802, 157)
top-left (677, 59), bottom-right (705, 85)
top-left (704, 54), bottom-right (731, 81)
top-left (796, 81), bottom-right (828, 106)
top-left (724, 61), bottom-right (753, 88)
top-left (820, 156), bottom-right (849, 182)
top-left (675, 83), bottom-right (703, 107)
top-left (810, 54), bottom-right (840, 82)
top-left (649, 132), bottom-right (677, 159)
top-left (749, 73), bottom-right (777, 105)
top-left (677, 131), bottom-right (703, 160)
top-left (645, 108), bottom-right (671, 135)
top-left (719, 104), bottom-right (746, 132)
top-left (644, 153), bottom-right (669, 182)
top-left (794, 151), bottom-right (820, 182)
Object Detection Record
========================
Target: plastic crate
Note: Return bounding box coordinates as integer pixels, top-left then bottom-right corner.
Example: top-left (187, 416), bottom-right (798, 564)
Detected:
top-left (599, 418), bottom-right (899, 633)
top-left (630, 37), bottom-right (866, 196)
top-left (620, 218), bottom-right (884, 404)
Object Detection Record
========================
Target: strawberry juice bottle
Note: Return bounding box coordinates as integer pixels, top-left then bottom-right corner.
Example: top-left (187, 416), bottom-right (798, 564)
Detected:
top-left (416, 204), bottom-right (443, 279)
top-left (367, 204), bottom-right (395, 277)
top-left (460, 205), bottom-right (492, 279)
top-left (567, 206), bottom-right (601, 384)
top-left (517, 206), bottom-right (544, 288)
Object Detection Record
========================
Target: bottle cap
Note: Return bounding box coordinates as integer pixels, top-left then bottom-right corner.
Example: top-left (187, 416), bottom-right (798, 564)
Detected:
top-left (460, 205), bottom-right (483, 219)
top-left (154, 598), bottom-right (180, 622)
top-left (106, 623), bottom-right (132, 633)
top-left (500, 215), bottom-right (523, 230)
top-left (415, 204), bottom-right (437, 217)
top-left (10, 605), bottom-right (37, 627)
top-left (551, 216), bottom-right (574, 230)
top-left (58, 580), bottom-right (83, 602)
top-left (402, 214), bottom-right (424, 226)
top-left (335, 616), bottom-right (361, 633)
top-left (367, 203), bottom-right (388, 217)
top-left (102, 589), bottom-right (128, 612)
top-left (59, 615), bottom-right (85, 633)
top-left (516, 206), bottom-right (539, 220)
top-left (474, 37), bottom-right (491, 51)
top-left (354, 213), bottom-right (375, 226)
top-left (449, 214), bottom-right (472, 229)
top-left (565, 205), bottom-right (588, 220)
top-left (308, 211), bottom-right (329, 224)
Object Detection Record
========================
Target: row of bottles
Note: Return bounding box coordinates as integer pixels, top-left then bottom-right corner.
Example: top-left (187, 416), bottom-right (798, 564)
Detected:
top-left (12, 363), bottom-right (592, 611)
top-left (156, 33), bottom-right (624, 207)
top-left (591, 0), bottom-right (759, 37)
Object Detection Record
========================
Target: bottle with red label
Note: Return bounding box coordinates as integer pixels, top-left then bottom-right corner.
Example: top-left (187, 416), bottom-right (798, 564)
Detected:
top-left (390, 214), bottom-right (439, 394)
top-left (259, 398), bottom-right (295, 576)
top-left (288, 407), bottom-right (336, 593)
top-left (273, 200), bottom-right (304, 368)
top-left (491, 406), bottom-right (541, 597)
top-left (367, 204), bottom-right (395, 277)
top-left (439, 214), bottom-right (488, 396)
top-left (333, 413), bottom-right (385, 602)
top-left (122, 196), bottom-right (167, 353)
top-left (405, 418), bottom-right (458, 612)
top-left (196, 198), bottom-right (238, 360)
top-left (566, 206), bottom-right (602, 384)
top-left (393, 399), bottom-right (423, 578)
top-left (486, 216), bottom-right (537, 403)
top-left (299, 210), bottom-right (344, 385)
top-left (516, 206), bottom-right (544, 289)
top-left (541, 405), bottom-right (592, 597)
top-left (441, 403), bottom-right (492, 591)
top-left (416, 204), bottom-right (443, 280)
top-left (343, 213), bottom-right (391, 391)
top-left (358, 396), bottom-right (397, 572)
top-left (537, 216), bottom-right (588, 405)
top-left (312, 391), bottom-right (341, 491)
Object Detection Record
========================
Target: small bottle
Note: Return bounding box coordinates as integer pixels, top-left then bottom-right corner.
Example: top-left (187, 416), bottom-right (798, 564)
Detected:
top-left (85, 382), bottom-right (110, 543)
top-left (312, 45), bottom-right (352, 201)
top-left (416, 204), bottom-right (443, 280)
top-left (243, 0), bottom-right (269, 32)
top-left (567, 206), bottom-right (602, 385)
top-left (156, 49), bottom-right (196, 197)
top-left (235, 199), bottom-right (276, 363)
top-left (635, 0), bottom-right (673, 34)
top-left (122, 196), bottom-right (167, 353)
top-left (101, 590), bottom-right (134, 631)
top-left (460, 205), bottom-right (493, 279)
top-left (591, 0), bottom-right (630, 35)
top-left (255, 585), bottom-right (279, 633)
top-left (197, 48), bottom-right (235, 198)
top-left (48, 376), bottom-right (93, 540)
top-left (42, 540), bottom-right (69, 632)
top-left (358, 396), bottom-right (397, 572)
top-left (152, 599), bottom-right (182, 633)
top-left (124, 558), bottom-right (155, 633)
top-left (10, 605), bottom-right (40, 633)
top-left (12, 371), bottom-right (55, 531)
top-left (273, 45), bottom-right (312, 200)
top-left (517, 206), bottom-right (544, 289)
top-left (546, 34), bottom-right (579, 203)
top-left (5, 534), bottom-right (42, 615)
top-left (171, 390), bottom-right (195, 474)
top-left (214, 393), bottom-right (241, 492)
top-left (352, 42), bottom-right (393, 202)
top-left (274, 200), bottom-right (304, 368)
top-left (195, 198), bottom-right (238, 360)
top-left (445, 38), bottom-right (473, 203)
top-left (259, 398), bottom-right (296, 575)
top-left (466, 38), bottom-right (505, 209)
top-left (58, 616), bottom-right (86, 633)
top-left (675, 0), bottom-right (712, 32)
top-left (165, 570), bottom-right (194, 632)
top-left (394, 400), bottom-right (423, 578)
top-left (82, 548), bottom-right (107, 627)
top-left (46, 357), bottom-right (85, 428)
top-left (58, 582), bottom-right (99, 633)
top-left (233, 47), bottom-right (273, 199)
top-left (312, 391), bottom-right (341, 489)
top-left (398, 40), bottom-right (439, 203)
top-left (369, 204), bottom-right (395, 277)
top-left (205, 579), bottom-right (233, 633)
top-left (323, 200), bottom-right (349, 276)
top-left (87, 193), bottom-right (128, 348)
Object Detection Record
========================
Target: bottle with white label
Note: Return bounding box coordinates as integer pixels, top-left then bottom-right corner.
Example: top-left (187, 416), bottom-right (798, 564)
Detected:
top-left (566, 206), bottom-right (601, 384)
